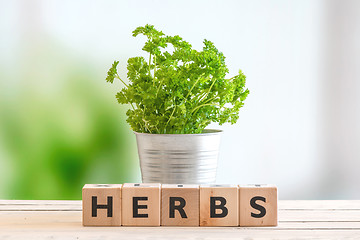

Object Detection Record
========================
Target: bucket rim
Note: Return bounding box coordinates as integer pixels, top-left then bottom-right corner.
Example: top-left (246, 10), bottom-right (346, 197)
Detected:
top-left (133, 129), bottom-right (223, 136)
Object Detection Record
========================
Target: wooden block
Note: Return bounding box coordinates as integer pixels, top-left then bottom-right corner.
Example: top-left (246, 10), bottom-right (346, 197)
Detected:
top-left (161, 184), bottom-right (199, 226)
top-left (239, 184), bottom-right (278, 226)
top-left (82, 184), bottom-right (122, 226)
top-left (200, 184), bottom-right (239, 226)
top-left (122, 183), bottom-right (161, 226)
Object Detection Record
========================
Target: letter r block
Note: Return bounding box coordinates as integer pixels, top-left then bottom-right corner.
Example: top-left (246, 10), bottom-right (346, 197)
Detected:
top-left (122, 183), bottom-right (161, 226)
top-left (161, 184), bottom-right (199, 226)
top-left (82, 184), bottom-right (122, 226)
top-left (200, 184), bottom-right (239, 226)
top-left (239, 184), bottom-right (278, 226)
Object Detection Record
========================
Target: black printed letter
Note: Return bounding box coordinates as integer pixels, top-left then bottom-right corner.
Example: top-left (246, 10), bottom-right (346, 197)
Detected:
top-left (250, 196), bottom-right (266, 218)
top-left (133, 197), bottom-right (148, 218)
top-left (210, 197), bottom-right (228, 218)
top-left (92, 196), bottom-right (113, 217)
top-left (169, 197), bottom-right (187, 218)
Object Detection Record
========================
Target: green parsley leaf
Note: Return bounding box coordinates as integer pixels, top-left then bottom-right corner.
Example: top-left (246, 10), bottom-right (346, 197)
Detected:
top-left (106, 60), bottom-right (119, 83)
top-left (106, 25), bottom-right (249, 134)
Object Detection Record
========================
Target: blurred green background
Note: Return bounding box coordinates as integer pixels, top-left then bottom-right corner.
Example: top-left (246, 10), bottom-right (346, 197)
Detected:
top-left (0, 46), bottom-right (139, 200)
top-left (0, 1), bottom-right (140, 200)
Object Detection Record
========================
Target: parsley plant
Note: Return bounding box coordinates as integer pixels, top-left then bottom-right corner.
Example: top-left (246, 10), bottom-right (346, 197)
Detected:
top-left (106, 25), bottom-right (249, 134)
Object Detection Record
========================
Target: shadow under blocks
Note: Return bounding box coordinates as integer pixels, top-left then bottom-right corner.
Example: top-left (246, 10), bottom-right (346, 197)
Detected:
top-left (82, 183), bottom-right (277, 227)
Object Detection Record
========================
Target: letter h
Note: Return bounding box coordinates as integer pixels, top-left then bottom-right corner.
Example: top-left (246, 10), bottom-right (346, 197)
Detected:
top-left (92, 196), bottom-right (113, 217)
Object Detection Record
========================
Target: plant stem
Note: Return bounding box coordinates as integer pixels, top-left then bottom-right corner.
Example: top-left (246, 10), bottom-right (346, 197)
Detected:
top-left (191, 103), bottom-right (220, 114)
top-left (153, 55), bottom-right (157, 79)
top-left (149, 53), bottom-right (154, 86)
top-left (199, 77), bottom-right (217, 102)
top-left (143, 118), bottom-right (152, 134)
top-left (156, 78), bottom-right (164, 96)
top-left (115, 74), bottom-right (129, 88)
top-left (202, 93), bottom-right (218, 105)
top-left (186, 74), bottom-right (205, 99)
top-left (164, 105), bottom-right (176, 130)
top-left (130, 102), bottom-right (136, 111)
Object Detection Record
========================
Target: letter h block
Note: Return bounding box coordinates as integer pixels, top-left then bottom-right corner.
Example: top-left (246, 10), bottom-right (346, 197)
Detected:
top-left (122, 183), bottom-right (161, 226)
top-left (200, 184), bottom-right (239, 226)
top-left (161, 184), bottom-right (199, 226)
top-left (82, 184), bottom-right (122, 226)
top-left (239, 184), bottom-right (278, 226)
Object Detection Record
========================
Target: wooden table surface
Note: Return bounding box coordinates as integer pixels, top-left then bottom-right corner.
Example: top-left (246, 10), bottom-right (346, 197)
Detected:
top-left (0, 200), bottom-right (359, 239)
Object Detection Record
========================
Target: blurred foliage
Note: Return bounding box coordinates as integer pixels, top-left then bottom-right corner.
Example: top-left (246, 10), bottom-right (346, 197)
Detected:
top-left (0, 40), bottom-right (138, 200)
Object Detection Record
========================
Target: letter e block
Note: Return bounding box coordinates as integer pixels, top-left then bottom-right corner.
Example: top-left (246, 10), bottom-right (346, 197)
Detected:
top-left (82, 184), bottom-right (122, 226)
top-left (161, 184), bottom-right (199, 226)
top-left (239, 184), bottom-right (278, 226)
top-left (122, 183), bottom-right (161, 226)
top-left (200, 184), bottom-right (239, 226)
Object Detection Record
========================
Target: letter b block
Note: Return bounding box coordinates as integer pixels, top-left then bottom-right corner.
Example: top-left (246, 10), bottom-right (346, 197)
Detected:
top-left (239, 184), bottom-right (278, 226)
top-left (161, 184), bottom-right (199, 226)
top-left (200, 184), bottom-right (239, 226)
top-left (122, 183), bottom-right (161, 226)
top-left (82, 184), bottom-right (122, 226)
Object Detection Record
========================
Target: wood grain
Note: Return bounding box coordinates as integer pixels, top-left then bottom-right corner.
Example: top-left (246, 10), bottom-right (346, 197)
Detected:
top-left (0, 200), bottom-right (360, 239)
top-left (239, 184), bottom-right (277, 226)
top-left (82, 184), bottom-right (122, 226)
top-left (161, 184), bottom-right (199, 226)
top-left (121, 183), bottom-right (161, 226)
top-left (199, 184), bottom-right (239, 226)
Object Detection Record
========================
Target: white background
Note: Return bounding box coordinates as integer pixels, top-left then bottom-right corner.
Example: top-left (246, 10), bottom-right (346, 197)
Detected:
top-left (1, 0), bottom-right (360, 199)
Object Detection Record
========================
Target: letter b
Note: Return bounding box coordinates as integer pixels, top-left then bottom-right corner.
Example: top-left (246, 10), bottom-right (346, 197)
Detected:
top-left (210, 197), bottom-right (228, 218)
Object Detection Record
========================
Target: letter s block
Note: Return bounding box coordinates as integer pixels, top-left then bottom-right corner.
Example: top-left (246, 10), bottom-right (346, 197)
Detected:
top-left (161, 184), bottom-right (199, 226)
top-left (239, 184), bottom-right (278, 226)
top-left (200, 184), bottom-right (239, 226)
top-left (82, 184), bottom-right (122, 226)
top-left (122, 183), bottom-right (161, 226)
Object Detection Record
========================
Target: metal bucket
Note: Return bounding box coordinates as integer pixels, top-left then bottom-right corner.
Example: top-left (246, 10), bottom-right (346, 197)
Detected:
top-left (134, 129), bottom-right (222, 184)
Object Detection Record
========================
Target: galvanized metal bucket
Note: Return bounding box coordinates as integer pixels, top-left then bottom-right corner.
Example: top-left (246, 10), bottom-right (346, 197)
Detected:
top-left (134, 129), bottom-right (222, 184)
